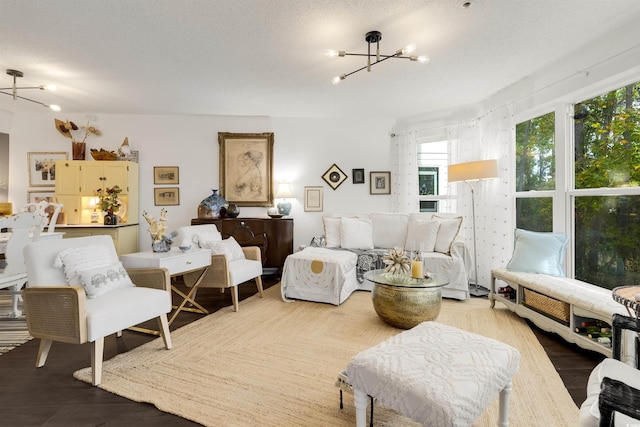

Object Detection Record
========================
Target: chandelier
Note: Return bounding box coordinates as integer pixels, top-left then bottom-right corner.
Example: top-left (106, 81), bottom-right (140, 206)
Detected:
top-left (326, 31), bottom-right (429, 84)
top-left (0, 69), bottom-right (61, 111)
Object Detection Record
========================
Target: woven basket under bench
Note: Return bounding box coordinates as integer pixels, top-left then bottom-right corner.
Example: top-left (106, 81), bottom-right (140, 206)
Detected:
top-left (522, 288), bottom-right (571, 325)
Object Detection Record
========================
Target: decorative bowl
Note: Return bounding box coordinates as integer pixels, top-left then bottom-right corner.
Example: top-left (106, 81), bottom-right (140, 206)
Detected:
top-left (179, 245), bottom-right (192, 252)
top-left (268, 213), bottom-right (284, 219)
top-left (91, 149), bottom-right (118, 161)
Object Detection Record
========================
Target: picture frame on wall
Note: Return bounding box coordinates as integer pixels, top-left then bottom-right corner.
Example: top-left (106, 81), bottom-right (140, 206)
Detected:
top-left (154, 187), bottom-right (180, 206)
top-left (218, 132), bottom-right (274, 207)
top-left (352, 168), bottom-right (365, 184)
top-left (153, 166), bottom-right (179, 184)
top-left (27, 152), bottom-right (68, 187)
top-left (27, 190), bottom-right (55, 204)
top-left (322, 163), bottom-right (348, 190)
top-left (304, 186), bottom-right (323, 212)
top-left (370, 171), bottom-right (391, 195)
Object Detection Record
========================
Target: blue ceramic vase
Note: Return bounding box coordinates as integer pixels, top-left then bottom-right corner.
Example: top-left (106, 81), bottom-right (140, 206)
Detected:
top-left (197, 189), bottom-right (228, 219)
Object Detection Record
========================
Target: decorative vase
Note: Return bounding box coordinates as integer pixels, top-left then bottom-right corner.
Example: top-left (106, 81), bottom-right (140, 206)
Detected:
top-left (72, 141), bottom-right (86, 160)
top-left (226, 203), bottom-right (240, 218)
top-left (197, 189), bottom-right (228, 219)
top-left (103, 210), bottom-right (117, 225)
top-left (152, 237), bottom-right (172, 252)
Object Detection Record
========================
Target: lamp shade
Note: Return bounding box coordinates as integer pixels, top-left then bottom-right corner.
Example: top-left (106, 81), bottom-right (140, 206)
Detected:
top-left (448, 159), bottom-right (498, 183)
top-left (275, 183), bottom-right (295, 199)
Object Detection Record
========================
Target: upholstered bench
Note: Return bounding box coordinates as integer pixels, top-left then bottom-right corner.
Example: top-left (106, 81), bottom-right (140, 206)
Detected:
top-left (281, 247), bottom-right (358, 305)
top-left (345, 321), bottom-right (521, 427)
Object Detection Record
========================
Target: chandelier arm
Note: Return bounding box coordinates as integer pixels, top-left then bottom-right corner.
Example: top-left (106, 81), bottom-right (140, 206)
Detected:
top-left (0, 90), bottom-right (49, 107)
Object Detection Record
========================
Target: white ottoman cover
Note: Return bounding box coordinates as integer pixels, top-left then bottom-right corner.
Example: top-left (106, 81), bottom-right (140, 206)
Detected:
top-left (281, 247), bottom-right (358, 305)
top-left (346, 321), bottom-right (521, 427)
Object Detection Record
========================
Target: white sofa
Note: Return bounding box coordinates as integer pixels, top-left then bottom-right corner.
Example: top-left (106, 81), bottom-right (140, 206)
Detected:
top-left (283, 212), bottom-right (471, 303)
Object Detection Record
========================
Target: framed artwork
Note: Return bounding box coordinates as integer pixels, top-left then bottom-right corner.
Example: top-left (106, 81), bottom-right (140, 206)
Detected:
top-left (322, 163), bottom-right (348, 190)
top-left (154, 166), bottom-right (179, 184)
top-left (27, 152), bottom-right (68, 187)
top-left (352, 168), bottom-right (365, 184)
top-left (27, 190), bottom-right (55, 204)
top-left (154, 187), bottom-right (180, 206)
top-left (219, 132), bottom-right (274, 207)
top-left (304, 186), bottom-right (323, 212)
top-left (370, 171), bottom-right (391, 195)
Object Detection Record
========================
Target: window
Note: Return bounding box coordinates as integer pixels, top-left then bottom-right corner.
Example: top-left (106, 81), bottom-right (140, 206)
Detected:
top-left (417, 140), bottom-right (448, 212)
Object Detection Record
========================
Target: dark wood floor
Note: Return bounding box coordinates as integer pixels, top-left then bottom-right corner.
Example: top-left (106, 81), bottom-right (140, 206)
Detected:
top-left (0, 278), bottom-right (604, 426)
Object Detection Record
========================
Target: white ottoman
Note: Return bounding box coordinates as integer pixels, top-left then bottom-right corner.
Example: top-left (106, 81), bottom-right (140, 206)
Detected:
top-left (281, 247), bottom-right (358, 305)
top-left (346, 322), bottom-right (521, 427)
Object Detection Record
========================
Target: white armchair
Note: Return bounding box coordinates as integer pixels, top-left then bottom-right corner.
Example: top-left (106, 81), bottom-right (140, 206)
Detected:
top-left (22, 235), bottom-right (172, 386)
top-left (174, 225), bottom-right (264, 312)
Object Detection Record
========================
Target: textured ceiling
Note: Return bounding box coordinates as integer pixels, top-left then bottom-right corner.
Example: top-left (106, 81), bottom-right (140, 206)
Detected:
top-left (1, 0), bottom-right (639, 119)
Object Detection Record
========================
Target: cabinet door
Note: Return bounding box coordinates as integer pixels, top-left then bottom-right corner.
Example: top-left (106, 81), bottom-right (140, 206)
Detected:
top-left (80, 163), bottom-right (107, 194)
top-left (104, 164), bottom-right (130, 193)
top-left (55, 195), bottom-right (81, 225)
top-left (55, 161), bottom-right (81, 195)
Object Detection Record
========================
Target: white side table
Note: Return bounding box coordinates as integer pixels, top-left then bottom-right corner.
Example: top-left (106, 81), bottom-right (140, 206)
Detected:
top-left (121, 247), bottom-right (211, 333)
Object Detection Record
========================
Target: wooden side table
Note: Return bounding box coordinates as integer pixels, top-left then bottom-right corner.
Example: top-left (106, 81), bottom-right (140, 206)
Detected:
top-left (120, 247), bottom-right (211, 334)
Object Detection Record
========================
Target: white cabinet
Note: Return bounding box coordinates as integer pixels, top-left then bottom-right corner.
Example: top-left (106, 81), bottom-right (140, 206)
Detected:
top-left (54, 160), bottom-right (138, 225)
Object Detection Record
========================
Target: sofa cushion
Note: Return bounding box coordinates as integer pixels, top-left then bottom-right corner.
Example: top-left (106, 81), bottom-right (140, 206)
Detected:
top-left (53, 245), bottom-right (114, 286)
top-left (405, 219), bottom-right (440, 252)
top-left (323, 217), bottom-right (342, 248)
top-left (78, 261), bottom-right (134, 299)
top-left (506, 229), bottom-right (568, 276)
top-left (369, 213), bottom-right (408, 249)
top-left (340, 217), bottom-right (374, 250)
top-left (433, 215), bottom-right (463, 254)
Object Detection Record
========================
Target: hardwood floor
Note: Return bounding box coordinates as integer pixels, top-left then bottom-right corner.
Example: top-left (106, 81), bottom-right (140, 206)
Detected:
top-left (0, 279), bottom-right (604, 426)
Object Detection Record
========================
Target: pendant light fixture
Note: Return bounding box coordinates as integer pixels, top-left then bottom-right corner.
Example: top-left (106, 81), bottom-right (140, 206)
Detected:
top-left (0, 69), bottom-right (61, 111)
top-left (326, 31), bottom-right (429, 84)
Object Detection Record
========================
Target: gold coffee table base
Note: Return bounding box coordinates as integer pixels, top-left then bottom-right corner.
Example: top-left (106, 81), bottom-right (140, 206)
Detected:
top-left (372, 284), bottom-right (443, 329)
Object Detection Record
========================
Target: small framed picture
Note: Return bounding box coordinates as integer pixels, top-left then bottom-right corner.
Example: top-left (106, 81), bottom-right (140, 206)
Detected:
top-left (27, 190), bottom-right (56, 204)
top-left (304, 186), bottom-right (323, 212)
top-left (322, 163), bottom-right (348, 190)
top-left (352, 168), bottom-right (365, 184)
top-left (370, 171), bottom-right (391, 195)
top-left (154, 166), bottom-right (179, 184)
top-left (27, 152), bottom-right (68, 187)
top-left (154, 187), bottom-right (180, 206)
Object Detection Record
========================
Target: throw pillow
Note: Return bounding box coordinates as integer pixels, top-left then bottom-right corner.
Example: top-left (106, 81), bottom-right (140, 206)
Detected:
top-left (205, 237), bottom-right (246, 261)
top-left (323, 217), bottom-right (342, 248)
top-left (405, 219), bottom-right (440, 252)
top-left (340, 217), bottom-right (374, 250)
top-left (53, 245), bottom-right (114, 286)
top-left (370, 213), bottom-right (409, 248)
top-left (506, 228), bottom-right (568, 276)
top-left (433, 215), bottom-right (463, 254)
top-left (78, 261), bottom-right (134, 299)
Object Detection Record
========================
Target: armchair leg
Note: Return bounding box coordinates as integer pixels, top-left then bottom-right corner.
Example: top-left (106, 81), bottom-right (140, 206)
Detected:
top-left (157, 314), bottom-right (172, 350)
top-left (255, 275), bottom-right (264, 298)
top-left (232, 286), bottom-right (239, 312)
top-left (91, 338), bottom-right (104, 386)
top-left (35, 339), bottom-right (53, 368)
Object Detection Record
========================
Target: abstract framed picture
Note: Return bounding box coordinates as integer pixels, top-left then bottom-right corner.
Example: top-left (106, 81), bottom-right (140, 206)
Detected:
top-left (154, 187), bottom-right (180, 206)
top-left (322, 163), bottom-right (347, 190)
top-left (304, 186), bottom-right (323, 212)
top-left (27, 152), bottom-right (68, 187)
top-left (153, 166), bottom-right (179, 184)
top-left (370, 171), bottom-right (391, 195)
top-left (219, 132), bottom-right (274, 207)
top-left (352, 168), bottom-right (365, 184)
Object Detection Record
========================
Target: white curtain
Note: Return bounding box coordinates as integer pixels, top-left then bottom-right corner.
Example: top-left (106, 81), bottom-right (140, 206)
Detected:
top-left (448, 105), bottom-right (515, 287)
top-left (391, 131), bottom-right (419, 213)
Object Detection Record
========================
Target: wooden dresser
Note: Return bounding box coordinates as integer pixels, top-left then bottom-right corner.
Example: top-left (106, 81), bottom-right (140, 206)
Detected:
top-left (190, 217), bottom-right (293, 273)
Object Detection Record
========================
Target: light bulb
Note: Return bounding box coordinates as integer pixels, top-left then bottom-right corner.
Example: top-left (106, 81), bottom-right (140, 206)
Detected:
top-left (417, 55), bottom-right (429, 63)
top-left (331, 74), bottom-right (346, 85)
top-left (403, 43), bottom-right (416, 55)
top-left (325, 49), bottom-right (339, 57)
top-left (48, 104), bottom-right (61, 111)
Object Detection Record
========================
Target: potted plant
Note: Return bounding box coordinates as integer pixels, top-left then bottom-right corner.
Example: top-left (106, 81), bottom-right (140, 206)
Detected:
top-left (96, 185), bottom-right (122, 225)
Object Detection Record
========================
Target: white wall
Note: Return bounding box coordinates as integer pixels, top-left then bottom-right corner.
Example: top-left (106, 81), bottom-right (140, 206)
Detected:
top-left (4, 112), bottom-right (395, 250)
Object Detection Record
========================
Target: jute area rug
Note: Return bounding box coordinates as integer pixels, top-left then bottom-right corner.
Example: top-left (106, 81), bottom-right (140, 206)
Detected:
top-left (0, 295), bottom-right (32, 355)
top-left (74, 284), bottom-right (578, 426)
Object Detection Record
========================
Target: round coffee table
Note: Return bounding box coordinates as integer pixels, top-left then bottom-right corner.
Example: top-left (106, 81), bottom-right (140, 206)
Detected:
top-left (364, 269), bottom-right (449, 329)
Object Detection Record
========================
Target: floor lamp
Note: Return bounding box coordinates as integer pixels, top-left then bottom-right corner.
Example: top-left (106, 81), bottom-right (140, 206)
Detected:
top-left (448, 159), bottom-right (499, 297)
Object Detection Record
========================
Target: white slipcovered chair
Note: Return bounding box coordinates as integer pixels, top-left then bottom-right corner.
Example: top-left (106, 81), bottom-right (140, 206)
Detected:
top-left (579, 313), bottom-right (640, 426)
top-left (0, 212), bottom-right (43, 318)
top-left (20, 201), bottom-right (64, 233)
top-left (22, 235), bottom-right (172, 385)
top-left (174, 224), bottom-right (264, 312)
